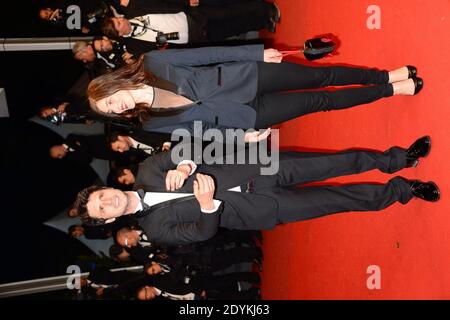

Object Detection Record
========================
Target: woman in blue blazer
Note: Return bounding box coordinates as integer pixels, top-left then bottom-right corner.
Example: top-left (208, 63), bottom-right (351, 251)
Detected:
top-left (88, 45), bottom-right (422, 140)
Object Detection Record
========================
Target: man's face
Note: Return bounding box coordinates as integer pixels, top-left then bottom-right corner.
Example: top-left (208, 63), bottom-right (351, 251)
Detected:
top-left (137, 286), bottom-right (157, 300)
top-left (39, 8), bottom-right (54, 20)
top-left (94, 37), bottom-right (114, 52)
top-left (71, 226), bottom-right (84, 237)
top-left (146, 262), bottom-right (162, 275)
top-left (117, 249), bottom-right (131, 262)
top-left (117, 229), bottom-right (139, 248)
top-left (86, 188), bottom-right (129, 220)
top-left (95, 90), bottom-right (136, 115)
top-left (68, 208), bottom-right (79, 218)
top-left (112, 17), bottom-right (132, 36)
top-left (111, 136), bottom-right (131, 153)
top-left (118, 168), bottom-right (135, 185)
top-left (75, 46), bottom-right (96, 63)
top-left (50, 145), bottom-right (67, 159)
top-left (41, 107), bottom-right (56, 118)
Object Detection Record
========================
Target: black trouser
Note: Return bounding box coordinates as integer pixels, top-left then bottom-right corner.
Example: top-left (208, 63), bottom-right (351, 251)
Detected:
top-left (209, 247), bottom-right (261, 272)
top-left (199, 1), bottom-right (273, 41)
top-left (195, 272), bottom-right (260, 291)
top-left (207, 287), bottom-right (260, 300)
top-left (251, 62), bottom-right (393, 128)
top-left (251, 147), bottom-right (413, 223)
top-left (210, 229), bottom-right (259, 248)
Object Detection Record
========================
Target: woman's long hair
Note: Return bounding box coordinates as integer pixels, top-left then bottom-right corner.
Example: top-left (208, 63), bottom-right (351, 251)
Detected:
top-left (88, 55), bottom-right (156, 121)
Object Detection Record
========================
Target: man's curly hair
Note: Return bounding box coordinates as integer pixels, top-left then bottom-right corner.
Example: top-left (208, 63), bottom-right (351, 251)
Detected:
top-left (73, 186), bottom-right (106, 226)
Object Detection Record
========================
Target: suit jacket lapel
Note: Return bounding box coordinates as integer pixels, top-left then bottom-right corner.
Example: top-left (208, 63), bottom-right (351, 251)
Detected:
top-left (153, 76), bottom-right (179, 94)
top-left (134, 184), bottom-right (196, 218)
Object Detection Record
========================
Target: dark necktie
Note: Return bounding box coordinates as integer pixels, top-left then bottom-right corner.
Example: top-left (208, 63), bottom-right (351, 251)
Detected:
top-left (137, 189), bottom-right (150, 211)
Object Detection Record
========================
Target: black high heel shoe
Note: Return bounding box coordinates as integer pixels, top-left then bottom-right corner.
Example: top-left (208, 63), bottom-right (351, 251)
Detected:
top-left (413, 77), bottom-right (423, 95)
top-left (406, 65), bottom-right (417, 79)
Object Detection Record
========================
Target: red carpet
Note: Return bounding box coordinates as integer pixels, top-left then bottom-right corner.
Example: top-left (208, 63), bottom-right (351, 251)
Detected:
top-left (260, 0), bottom-right (450, 299)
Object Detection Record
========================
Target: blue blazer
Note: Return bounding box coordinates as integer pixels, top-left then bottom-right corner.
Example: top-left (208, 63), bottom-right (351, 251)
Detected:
top-left (141, 45), bottom-right (264, 135)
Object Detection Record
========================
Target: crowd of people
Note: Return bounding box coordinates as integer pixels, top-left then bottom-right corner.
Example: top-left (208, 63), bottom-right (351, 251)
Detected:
top-left (36, 0), bottom-right (440, 300)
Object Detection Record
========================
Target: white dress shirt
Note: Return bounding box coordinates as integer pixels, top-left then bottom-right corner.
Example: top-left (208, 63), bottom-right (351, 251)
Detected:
top-left (154, 287), bottom-right (196, 300)
top-left (129, 137), bottom-right (156, 155)
top-left (134, 161), bottom-right (241, 214)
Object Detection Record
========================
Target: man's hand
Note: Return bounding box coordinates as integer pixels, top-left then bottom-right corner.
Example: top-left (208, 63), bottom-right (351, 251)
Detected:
top-left (122, 52), bottom-right (135, 64)
top-left (57, 102), bottom-right (69, 112)
top-left (263, 49), bottom-right (283, 63)
top-left (162, 142), bottom-right (171, 151)
top-left (166, 168), bottom-right (189, 191)
top-left (193, 173), bottom-right (216, 211)
top-left (244, 128), bottom-right (271, 143)
top-left (50, 9), bottom-right (61, 20)
top-left (190, 0), bottom-right (200, 7)
top-left (96, 287), bottom-right (105, 296)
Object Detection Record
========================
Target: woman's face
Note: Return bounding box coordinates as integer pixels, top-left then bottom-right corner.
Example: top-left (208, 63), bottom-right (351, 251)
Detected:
top-left (95, 90), bottom-right (135, 114)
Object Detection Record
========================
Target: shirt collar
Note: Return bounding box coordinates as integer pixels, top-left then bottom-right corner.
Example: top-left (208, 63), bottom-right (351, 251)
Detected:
top-left (132, 191), bottom-right (142, 212)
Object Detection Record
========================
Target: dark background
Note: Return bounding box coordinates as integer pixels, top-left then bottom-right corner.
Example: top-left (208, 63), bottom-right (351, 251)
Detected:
top-left (0, 1), bottom-right (102, 284)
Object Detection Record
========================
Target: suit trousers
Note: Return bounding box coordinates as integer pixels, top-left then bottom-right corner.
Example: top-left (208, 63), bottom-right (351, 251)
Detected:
top-left (251, 61), bottom-right (393, 128)
top-left (193, 272), bottom-right (260, 291)
top-left (250, 147), bottom-right (413, 223)
top-left (208, 247), bottom-right (260, 272)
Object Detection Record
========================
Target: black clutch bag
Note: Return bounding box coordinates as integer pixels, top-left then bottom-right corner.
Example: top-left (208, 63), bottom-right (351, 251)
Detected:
top-left (303, 37), bottom-right (336, 61)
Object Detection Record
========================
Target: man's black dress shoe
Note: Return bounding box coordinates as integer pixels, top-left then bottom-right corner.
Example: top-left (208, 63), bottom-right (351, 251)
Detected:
top-left (410, 180), bottom-right (440, 202)
top-left (406, 136), bottom-right (431, 167)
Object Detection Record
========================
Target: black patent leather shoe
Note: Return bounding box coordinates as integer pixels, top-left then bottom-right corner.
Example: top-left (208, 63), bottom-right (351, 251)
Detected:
top-left (410, 180), bottom-right (440, 202)
top-left (406, 65), bottom-right (417, 79)
top-left (413, 77), bottom-right (424, 95)
top-left (406, 136), bottom-right (431, 167)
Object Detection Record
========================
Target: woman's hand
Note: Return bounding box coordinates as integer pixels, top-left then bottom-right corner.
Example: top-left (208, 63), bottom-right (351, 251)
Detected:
top-left (263, 49), bottom-right (283, 63)
top-left (244, 128), bottom-right (271, 143)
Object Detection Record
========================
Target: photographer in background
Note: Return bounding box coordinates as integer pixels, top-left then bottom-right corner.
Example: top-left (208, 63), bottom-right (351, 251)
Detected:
top-left (101, 0), bottom-right (280, 55)
top-left (93, 36), bottom-right (135, 68)
top-left (72, 41), bottom-right (115, 78)
top-left (39, 98), bottom-right (96, 125)
top-left (107, 165), bottom-right (138, 190)
top-left (39, 0), bottom-right (114, 34)
top-left (49, 133), bottom-right (117, 165)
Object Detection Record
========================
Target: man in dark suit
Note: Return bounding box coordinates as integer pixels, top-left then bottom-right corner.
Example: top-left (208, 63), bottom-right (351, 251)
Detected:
top-left (49, 133), bottom-right (116, 165)
top-left (102, 0), bottom-right (279, 55)
top-left (107, 129), bottom-right (172, 157)
top-left (74, 137), bottom-right (439, 246)
top-left (134, 272), bottom-right (260, 300)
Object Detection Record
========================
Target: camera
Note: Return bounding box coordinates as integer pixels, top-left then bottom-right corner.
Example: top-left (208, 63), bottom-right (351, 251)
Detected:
top-left (86, 1), bottom-right (111, 24)
top-left (45, 111), bottom-right (66, 125)
top-left (156, 32), bottom-right (180, 47)
top-left (106, 42), bottom-right (127, 68)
